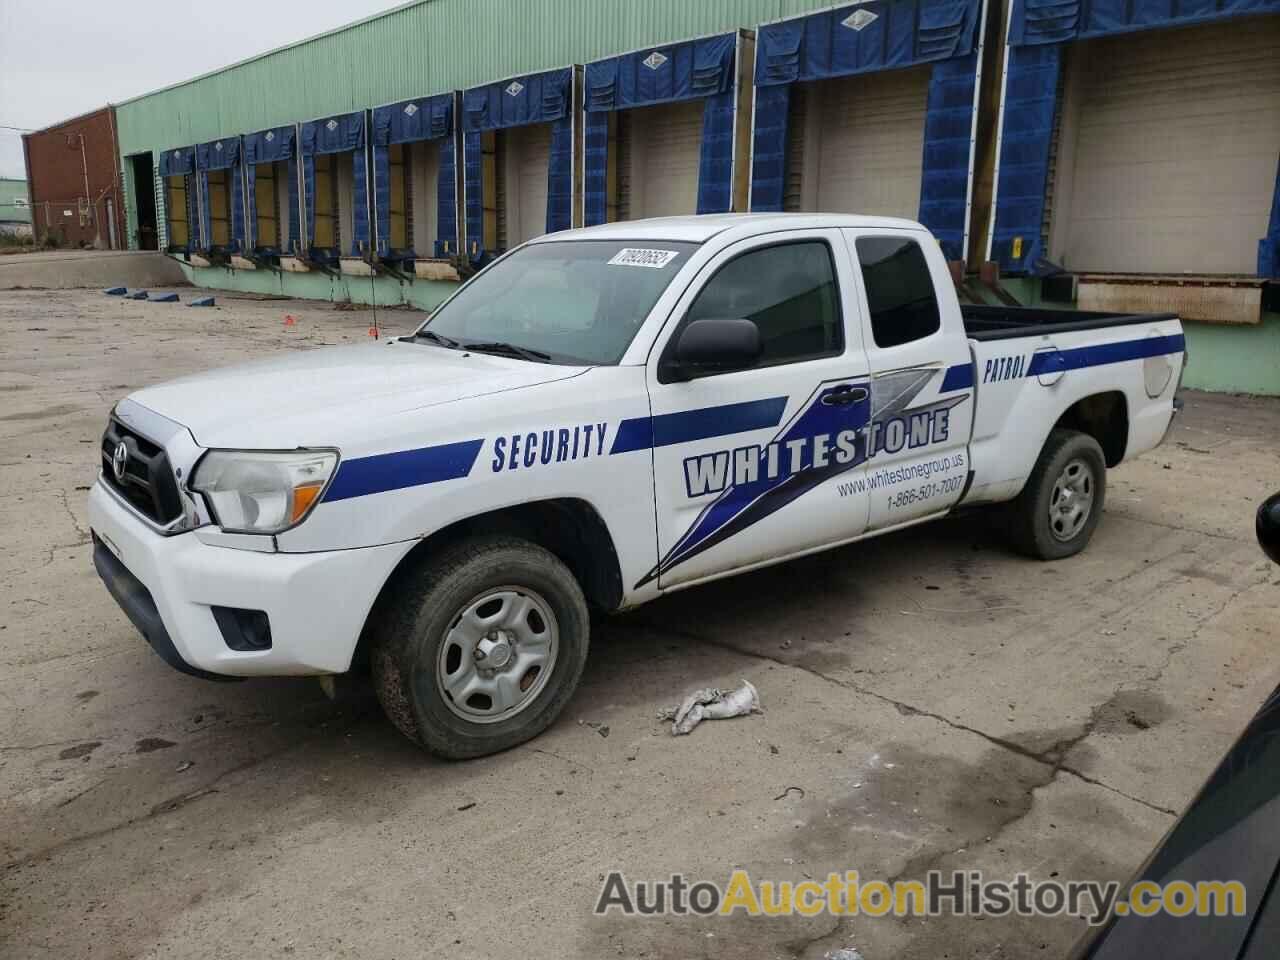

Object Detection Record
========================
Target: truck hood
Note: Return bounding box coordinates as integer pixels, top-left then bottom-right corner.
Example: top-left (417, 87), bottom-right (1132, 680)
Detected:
top-left (128, 340), bottom-right (588, 448)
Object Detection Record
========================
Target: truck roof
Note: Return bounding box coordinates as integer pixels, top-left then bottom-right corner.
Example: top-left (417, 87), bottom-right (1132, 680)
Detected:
top-left (530, 213), bottom-right (929, 244)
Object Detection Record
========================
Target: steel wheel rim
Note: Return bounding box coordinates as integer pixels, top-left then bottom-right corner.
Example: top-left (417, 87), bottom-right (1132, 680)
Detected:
top-left (435, 585), bottom-right (559, 724)
top-left (1049, 457), bottom-right (1095, 542)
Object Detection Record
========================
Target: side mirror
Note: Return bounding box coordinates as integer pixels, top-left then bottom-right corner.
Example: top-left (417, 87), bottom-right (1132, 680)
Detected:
top-left (665, 318), bottom-right (761, 381)
top-left (1258, 491), bottom-right (1280, 565)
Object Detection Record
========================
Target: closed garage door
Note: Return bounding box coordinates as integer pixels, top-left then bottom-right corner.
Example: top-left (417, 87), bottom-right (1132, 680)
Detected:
top-left (623, 98), bottom-right (703, 219)
top-left (409, 143), bottom-right (441, 254)
top-left (806, 66), bottom-right (930, 218)
top-left (502, 122), bottom-right (551, 247)
top-left (1053, 17), bottom-right (1280, 274)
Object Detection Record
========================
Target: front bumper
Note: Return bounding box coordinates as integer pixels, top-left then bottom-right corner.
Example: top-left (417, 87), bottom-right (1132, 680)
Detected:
top-left (88, 480), bottom-right (411, 677)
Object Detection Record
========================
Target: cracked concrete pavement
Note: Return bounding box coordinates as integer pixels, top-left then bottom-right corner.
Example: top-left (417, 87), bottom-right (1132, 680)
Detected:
top-left (1, 287), bottom-right (1277, 959)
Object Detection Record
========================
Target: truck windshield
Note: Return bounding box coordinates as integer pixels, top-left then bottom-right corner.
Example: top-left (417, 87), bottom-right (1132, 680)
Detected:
top-left (416, 240), bottom-right (699, 364)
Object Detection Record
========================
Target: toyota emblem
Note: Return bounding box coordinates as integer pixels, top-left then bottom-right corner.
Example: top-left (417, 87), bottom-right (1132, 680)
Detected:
top-left (112, 441), bottom-right (128, 482)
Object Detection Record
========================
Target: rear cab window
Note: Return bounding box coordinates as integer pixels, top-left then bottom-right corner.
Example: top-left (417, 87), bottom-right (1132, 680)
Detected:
top-left (855, 236), bottom-right (941, 348)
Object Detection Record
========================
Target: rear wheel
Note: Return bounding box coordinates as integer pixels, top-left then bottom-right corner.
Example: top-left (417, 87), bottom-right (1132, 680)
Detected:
top-left (1008, 429), bottom-right (1106, 560)
top-left (370, 536), bottom-right (590, 759)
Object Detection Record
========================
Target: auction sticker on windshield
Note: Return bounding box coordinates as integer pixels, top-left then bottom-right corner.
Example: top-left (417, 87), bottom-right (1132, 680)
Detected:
top-left (608, 248), bottom-right (681, 268)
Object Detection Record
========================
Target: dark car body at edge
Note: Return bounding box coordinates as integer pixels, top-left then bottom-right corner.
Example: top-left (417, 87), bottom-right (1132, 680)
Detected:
top-left (1071, 491), bottom-right (1280, 958)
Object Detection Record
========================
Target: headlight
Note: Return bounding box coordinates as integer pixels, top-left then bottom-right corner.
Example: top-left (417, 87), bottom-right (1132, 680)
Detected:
top-left (191, 450), bottom-right (338, 534)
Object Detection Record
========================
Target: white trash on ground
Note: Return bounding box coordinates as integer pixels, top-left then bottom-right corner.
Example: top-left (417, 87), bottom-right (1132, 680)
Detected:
top-left (659, 679), bottom-right (761, 735)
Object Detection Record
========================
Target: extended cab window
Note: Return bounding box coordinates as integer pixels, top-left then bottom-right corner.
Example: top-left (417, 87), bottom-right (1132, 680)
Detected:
top-left (685, 241), bottom-right (842, 366)
top-left (420, 240), bottom-right (698, 364)
top-left (856, 236), bottom-right (941, 348)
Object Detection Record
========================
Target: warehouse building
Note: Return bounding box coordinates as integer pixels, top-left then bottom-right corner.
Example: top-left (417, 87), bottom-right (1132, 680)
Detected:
top-left (0, 178), bottom-right (31, 240)
top-left (109, 0), bottom-right (1279, 393)
top-left (22, 106), bottom-right (123, 249)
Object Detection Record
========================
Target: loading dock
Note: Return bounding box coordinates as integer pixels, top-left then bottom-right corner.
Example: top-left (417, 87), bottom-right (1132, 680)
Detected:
top-left (583, 31), bottom-right (754, 226)
top-left (243, 125), bottom-right (298, 269)
top-left (749, 0), bottom-right (988, 263)
top-left (1047, 20), bottom-right (1280, 278)
top-left (370, 91), bottom-right (459, 276)
top-left (195, 137), bottom-right (244, 263)
top-left (617, 98), bottom-right (704, 218)
top-left (126, 153), bottom-right (158, 251)
top-left (299, 111), bottom-right (369, 271)
top-left (988, 0), bottom-right (1280, 317)
top-left (157, 145), bottom-right (199, 258)
top-left (462, 68), bottom-right (577, 262)
top-left (795, 67), bottom-right (932, 218)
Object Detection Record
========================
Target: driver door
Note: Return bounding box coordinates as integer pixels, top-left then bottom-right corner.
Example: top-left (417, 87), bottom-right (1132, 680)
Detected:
top-left (642, 230), bottom-right (872, 590)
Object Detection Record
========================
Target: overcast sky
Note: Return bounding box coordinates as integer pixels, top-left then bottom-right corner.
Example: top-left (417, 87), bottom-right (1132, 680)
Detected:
top-left (0, 0), bottom-right (405, 178)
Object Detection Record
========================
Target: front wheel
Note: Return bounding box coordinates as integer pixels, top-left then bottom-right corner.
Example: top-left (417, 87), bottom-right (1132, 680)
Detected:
top-left (370, 536), bottom-right (590, 759)
top-left (1007, 429), bottom-right (1107, 560)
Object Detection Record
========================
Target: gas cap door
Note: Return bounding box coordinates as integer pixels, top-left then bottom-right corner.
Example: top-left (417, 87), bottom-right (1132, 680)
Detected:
top-left (1032, 345), bottom-right (1066, 387)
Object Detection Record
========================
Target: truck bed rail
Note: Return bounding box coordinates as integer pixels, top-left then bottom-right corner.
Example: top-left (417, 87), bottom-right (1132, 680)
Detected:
top-left (962, 305), bottom-right (1178, 341)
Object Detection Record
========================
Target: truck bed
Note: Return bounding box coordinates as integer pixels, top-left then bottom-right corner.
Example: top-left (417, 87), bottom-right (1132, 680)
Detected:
top-left (961, 305), bottom-right (1178, 342)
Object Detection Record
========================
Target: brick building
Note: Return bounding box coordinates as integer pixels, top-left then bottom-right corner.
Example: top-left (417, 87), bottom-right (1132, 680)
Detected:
top-left (23, 106), bottom-right (123, 249)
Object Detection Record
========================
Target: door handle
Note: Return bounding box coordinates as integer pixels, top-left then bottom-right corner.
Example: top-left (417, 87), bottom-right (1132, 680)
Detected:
top-left (821, 385), bottom-right (869, 407)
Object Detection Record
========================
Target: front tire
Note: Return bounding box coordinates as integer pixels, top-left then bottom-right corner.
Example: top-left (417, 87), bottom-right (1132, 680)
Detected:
top-left (1007, 429), bottom-right (1106, 560)
top-left (370, 536), bottom-right (590, 759)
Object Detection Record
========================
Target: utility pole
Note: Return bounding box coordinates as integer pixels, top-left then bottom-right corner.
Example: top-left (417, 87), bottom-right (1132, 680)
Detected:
top-left (78, 133), bottom-right (100, 247)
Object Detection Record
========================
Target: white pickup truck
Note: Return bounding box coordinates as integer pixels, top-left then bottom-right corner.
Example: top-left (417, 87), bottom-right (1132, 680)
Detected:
top-left (90, 214), bottom-right (1185, 758)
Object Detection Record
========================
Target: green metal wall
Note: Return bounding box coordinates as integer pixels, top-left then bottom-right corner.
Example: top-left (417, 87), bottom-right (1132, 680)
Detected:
top-left (116, 0), bottom-right (828, 158)
top-left (0, 178), bottom-right (31, 223)
top-left (179, 262), bottom-right (457, 311)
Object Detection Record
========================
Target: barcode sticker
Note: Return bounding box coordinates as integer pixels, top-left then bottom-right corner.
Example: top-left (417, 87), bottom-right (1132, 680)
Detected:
top-left (608, 248), bottom-right (680, 269)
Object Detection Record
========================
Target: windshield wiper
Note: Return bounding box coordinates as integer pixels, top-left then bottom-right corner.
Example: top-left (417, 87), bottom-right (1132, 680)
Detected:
top-left (404, 329), bottom-right (461, 349)
top-left (462, 340), bottom-right (553, 363)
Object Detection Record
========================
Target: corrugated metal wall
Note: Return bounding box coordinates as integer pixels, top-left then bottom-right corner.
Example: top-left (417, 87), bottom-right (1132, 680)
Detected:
top-left (117, 0), bottom-right (833, 157)
top-left (116, 0), bottom-right (848, 247)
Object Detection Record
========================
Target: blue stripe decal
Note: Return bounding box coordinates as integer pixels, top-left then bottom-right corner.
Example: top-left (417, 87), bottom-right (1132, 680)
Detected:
top-left (942, 333), bottom-right (1182, 391)
top-left (611, 397), bottom-right (788, 454)
top-left (323, 439), bottom-right (483, 502)
top-left (1026, 334), bottom-right (1185, 376)
top-left (940, 363), bottom-right (975, 391)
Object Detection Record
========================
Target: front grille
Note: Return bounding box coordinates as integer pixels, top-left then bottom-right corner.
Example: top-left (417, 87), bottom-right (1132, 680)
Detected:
top-left (101, 417), bottom-right (184, 525)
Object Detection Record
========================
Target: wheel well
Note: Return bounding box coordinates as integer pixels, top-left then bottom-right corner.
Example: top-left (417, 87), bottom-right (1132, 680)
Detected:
top-left (1054, 391), bottom-right (1128, 467)
top-left (351, 498), bottom-right (625, 671)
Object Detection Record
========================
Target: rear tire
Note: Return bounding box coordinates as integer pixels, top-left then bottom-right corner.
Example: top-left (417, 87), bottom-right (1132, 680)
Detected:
top-left (1007, 429), bottom-right (1106, 560)
top-left (370, 536), bottom-right (590, 759)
